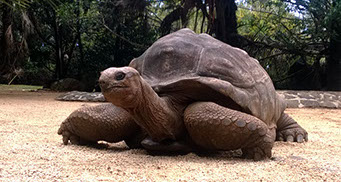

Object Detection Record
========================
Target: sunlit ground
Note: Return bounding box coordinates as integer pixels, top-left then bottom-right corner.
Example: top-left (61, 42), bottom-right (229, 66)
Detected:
top-left (0, 84), bottom-right (43, 91)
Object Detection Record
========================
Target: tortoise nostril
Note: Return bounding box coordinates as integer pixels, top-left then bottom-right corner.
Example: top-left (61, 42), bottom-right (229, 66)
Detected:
top-left (98, 80), bottom-right (106, 86)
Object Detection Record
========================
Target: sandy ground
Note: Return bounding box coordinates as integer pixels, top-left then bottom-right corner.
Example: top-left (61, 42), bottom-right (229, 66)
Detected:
top-left (0, 90), bottom-right (340, 181)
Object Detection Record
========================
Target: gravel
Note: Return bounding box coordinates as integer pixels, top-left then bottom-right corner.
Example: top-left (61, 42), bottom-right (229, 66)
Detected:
top-left (0, 90), bottom-right (340, 181)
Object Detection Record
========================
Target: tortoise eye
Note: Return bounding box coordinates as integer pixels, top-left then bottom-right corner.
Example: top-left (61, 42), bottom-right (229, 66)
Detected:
top-left (115, 72), bottom-right (126, 81)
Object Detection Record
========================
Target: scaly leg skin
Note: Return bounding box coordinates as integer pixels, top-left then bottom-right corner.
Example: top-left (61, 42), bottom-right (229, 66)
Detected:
top-left (184, 102), bottom-right (276, 161)
top-left (276, 113), bottom-right (308, 143)
top-left (57, 103), bottom-right (145, 148)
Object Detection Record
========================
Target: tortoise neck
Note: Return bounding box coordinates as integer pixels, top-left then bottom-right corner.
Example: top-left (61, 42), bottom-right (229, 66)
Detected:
top-left (127, 78), bottom-right (184, 142)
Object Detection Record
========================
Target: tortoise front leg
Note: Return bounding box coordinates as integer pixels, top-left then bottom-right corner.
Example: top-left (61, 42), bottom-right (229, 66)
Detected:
top-left (184, 102), bottom-right (276, 161)
top-left (276, 113), bottom-right (308, 142)
top-left (57, 103), bottom-right (145, 148)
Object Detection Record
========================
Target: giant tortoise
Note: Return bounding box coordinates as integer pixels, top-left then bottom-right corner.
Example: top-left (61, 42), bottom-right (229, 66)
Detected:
top-left (58, 28), bottom-right (308, 160)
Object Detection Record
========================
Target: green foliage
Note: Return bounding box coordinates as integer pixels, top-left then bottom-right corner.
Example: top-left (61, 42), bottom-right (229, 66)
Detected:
top-left (1, 0), bottom-right (340, 90)
top-left (0, 0), bottom-right (57, 9)
top-left (237, 1), bottom-right (296, 80)
top-left (326, 1), bottom-right (341, 40)
top-left (19, 0), bottom-right (158, 88)
top-left (235, 0), bottom-right (340, 89)
top-left (0, 0), bottom-right (31, 8)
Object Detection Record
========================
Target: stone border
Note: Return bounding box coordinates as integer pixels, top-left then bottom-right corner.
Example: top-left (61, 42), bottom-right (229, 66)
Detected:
top-left (277, 90), bottom-right (340, 109)
top-left (56, 91), bottom-right (106, 102)
top-left (56, 90), bottom-right (341, 109)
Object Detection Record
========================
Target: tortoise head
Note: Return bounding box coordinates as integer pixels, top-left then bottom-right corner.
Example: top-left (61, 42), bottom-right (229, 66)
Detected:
top-left (99, 67), bottom-right (142, 108)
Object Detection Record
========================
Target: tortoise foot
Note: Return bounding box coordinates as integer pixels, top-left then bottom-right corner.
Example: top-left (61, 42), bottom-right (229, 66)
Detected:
top-left (276, 127), bottom-right (308, 143)
top-left (276, 113), bottom-right (308, 143)
top-left (242, 146), bottom-right (271, 161)
top-left (241, 133), bottom-right (273, 161)
top-left (58, 125), bottom-right (97, 145)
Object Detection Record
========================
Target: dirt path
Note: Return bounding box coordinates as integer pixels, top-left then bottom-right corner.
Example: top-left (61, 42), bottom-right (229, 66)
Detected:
top-left (0, 90), bottom-right (340, 181)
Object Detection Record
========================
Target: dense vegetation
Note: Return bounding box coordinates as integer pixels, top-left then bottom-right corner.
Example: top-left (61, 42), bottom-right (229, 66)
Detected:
top-left (0, 0), bottom-right (340, 91)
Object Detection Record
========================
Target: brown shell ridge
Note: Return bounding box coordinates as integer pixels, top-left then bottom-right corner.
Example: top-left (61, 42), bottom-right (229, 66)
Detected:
top-left (195, 47), bottom-right (205, 74)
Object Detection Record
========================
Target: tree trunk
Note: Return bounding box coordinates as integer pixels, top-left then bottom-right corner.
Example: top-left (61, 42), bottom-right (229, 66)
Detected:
top-left (49, 8), bottom-right (64, 80)
top-left (214, 0), bottom-right (239, 47)
top-left (114, 23), bottom-right (122, 66)
top-left (76, 0), bottom-right (84, 77)
top-left (326, 36), bottom-right (341, 91)
top-left (326, 1), bottom-right (341, 91)
top-left (0, 2), bottom-right (13, 75)
top-left (160, 0), bottom-right (195, 36)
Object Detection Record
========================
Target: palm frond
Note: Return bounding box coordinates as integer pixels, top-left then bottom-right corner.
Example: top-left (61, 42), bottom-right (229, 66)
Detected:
top-left (0, 0), bottom-right (58, 9)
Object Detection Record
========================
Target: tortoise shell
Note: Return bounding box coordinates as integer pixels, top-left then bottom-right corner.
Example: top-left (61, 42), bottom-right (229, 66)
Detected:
top-left (129, 28), bottom-right (285, 128)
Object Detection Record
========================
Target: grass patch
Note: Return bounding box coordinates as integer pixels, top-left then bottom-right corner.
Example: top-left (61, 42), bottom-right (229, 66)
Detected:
top-left (0, 84), bottom-right (43, 91)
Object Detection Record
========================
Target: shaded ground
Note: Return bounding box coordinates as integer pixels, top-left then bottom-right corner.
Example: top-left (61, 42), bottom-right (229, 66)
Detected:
top-left (0, 90), bottom-right (340, 181)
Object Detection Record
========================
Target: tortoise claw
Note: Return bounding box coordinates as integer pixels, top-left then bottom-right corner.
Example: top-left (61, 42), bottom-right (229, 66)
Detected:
top-left (296, 134), bottom-right (304, 143)
top-left (276, 113), bottom-right (308, 143)
top-left (62, 131), bottom-right (70, 145)
top-left (286, 135), bottom-right (294, 142)
top-left (276, 128), bottom-right (308, 143)
top-left (58, 120), bottom-right (96, 146)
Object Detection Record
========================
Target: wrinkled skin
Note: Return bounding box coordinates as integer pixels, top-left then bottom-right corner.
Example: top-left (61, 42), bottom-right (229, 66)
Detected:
top-left (58, 29), bottom-right (308, 160)
top-left (99, 67), bottom-right (185, 142)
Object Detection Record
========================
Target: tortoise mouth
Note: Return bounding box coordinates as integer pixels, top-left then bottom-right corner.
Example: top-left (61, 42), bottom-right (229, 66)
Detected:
top-left (100, 84), bottom-right (128, 93)
top-left (111, 85), bottom-right (128, 88)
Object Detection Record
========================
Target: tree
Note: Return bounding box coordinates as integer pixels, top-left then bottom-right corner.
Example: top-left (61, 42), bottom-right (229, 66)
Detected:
top-left (278, 0), bottom-right (341, 90)
top-left (214, 0), bottom-right (239, 46)
top-left (0, 1), bottom-right (33, 80)
top-left (235, 0), bottom-right (341, 90)
top-left (325, 1), bottom-right (341, 90)
top-left (1, 0), bottom-right (339, 91)
top-left (157, 0), bottom-right (241, 47)
top-left (23, 0), bottom-right (157, 87)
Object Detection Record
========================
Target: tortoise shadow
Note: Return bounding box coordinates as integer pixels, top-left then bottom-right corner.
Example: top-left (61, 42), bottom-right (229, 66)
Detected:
top-left (77, 142), bottom-right (268, 162)
top-left (144, 149), bottom-right (246, 160)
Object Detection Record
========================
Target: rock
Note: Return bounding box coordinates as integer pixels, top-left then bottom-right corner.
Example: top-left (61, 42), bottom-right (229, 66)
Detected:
top-left (50, 78), bottom-right (85, 91)
top-left (319, 101), bottom-right (337, 109)
top-left (300, 100), bottom-right (320, 108)
top-left (277, 90), bottom-right (341, 109)
top-left (56, 91), bottom-right (105, 102)
top-left (286, 100), bottom-right (300, 108)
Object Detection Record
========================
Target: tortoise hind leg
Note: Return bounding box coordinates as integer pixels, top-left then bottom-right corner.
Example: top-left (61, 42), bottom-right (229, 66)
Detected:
top-left (184, 102), bottom-right (276, 161)
top-left (276, 113), bottom-right (308, 143)
top-left (57, 103), bottom-right (144, 148)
